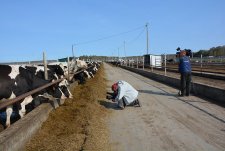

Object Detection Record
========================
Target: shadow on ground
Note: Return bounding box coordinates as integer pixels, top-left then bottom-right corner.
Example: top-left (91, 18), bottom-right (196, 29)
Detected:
top-left (138, 89), bottom-right (176, 97)
top-left (98, 100), bottom-right (121, 110)
top-left (139, 89), bottom-right (225, 124)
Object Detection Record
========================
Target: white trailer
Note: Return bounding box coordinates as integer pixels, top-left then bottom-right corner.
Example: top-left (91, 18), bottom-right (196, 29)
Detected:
top-left (144, 54), bottom-right (162, 68)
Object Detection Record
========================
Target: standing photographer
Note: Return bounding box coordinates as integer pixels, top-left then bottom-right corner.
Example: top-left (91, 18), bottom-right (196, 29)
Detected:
top-left (178, 49), bottom-right (192, 96)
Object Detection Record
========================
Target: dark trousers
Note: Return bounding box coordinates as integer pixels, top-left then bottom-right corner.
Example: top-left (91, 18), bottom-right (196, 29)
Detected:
top-left (180, 72), bottom-right (191, 96)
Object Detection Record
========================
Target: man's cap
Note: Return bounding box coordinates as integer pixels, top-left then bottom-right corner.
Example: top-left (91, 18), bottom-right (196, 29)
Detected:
top-left (112, 83), bottom-right (118, 91)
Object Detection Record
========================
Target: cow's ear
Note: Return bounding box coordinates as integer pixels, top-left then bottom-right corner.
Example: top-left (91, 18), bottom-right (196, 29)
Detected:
top-left (2, 65), bottom-right (12, 75)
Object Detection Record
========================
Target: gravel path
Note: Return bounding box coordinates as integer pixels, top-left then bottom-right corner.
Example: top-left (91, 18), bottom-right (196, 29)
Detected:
top-left (104, 63), bottom-right (225, 151)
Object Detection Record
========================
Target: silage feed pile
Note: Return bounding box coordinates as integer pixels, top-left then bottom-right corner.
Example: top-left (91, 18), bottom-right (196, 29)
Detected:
top-left (26, 64), bottom-right (111, 151)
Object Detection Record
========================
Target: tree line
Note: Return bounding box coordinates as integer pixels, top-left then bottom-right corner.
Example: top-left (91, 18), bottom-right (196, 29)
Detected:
top-left (193, 45), bottom-right (225, 57)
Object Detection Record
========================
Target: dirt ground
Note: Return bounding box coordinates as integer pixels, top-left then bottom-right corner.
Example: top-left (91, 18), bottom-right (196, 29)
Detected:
top-left (104, 63), bottom-right (225, 151)
top-left (25, 64), bottom-right (111, 151)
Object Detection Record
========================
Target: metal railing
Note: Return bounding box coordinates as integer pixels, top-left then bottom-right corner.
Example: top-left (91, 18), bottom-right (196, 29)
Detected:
top-left (0, 78), bottom-right (63, 110)
top-left (113, 54), bottom-right (225, 75)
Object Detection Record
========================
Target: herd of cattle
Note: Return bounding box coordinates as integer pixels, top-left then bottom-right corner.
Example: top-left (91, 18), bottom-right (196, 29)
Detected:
top-left (0, 59), bottom-right (101, 128)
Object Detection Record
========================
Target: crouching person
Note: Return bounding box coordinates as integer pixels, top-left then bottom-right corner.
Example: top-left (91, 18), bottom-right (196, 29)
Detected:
top-left (109, 80), bottom-right (141, 109)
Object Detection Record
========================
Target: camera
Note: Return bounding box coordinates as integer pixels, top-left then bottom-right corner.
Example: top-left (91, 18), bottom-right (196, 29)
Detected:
top-left (106, 92), bottom-right (117, 100)
top-left (176, 47), bottom-right (192, 57)
top-left (176, 47), bottom-right (181, 51)
top-left (106, 95), bottom-right (113, 100)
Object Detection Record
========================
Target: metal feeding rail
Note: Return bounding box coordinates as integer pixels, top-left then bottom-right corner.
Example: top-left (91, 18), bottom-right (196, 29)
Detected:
top-left (0, 78), bottom-right (63, 110)
top-left (0, 66), bottom-right (93, 110)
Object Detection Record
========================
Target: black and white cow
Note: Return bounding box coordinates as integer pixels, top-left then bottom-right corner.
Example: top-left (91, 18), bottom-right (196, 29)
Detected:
top-left (76, 59), bottom-right (88, 69)
top-left (73, 68), bottom-right (92, 84)
top-left (95, 62), bottom-right (101, 69)
top-left (25, 65), bottom-right (73, 99)
top-left (0, 64), bottom-right (72, 128)
top-left (86, 67), bottom-right (94, 78)
top-left (48, 61), bottom-right (73, 73)
top-left (46, 64), bottom-right (67, 79)
top-left (47, 62), bottom-right (78, 82)
top-left (0, 65), bottom-right (52, 127)
top-left (86, 62), bottom-right (99, 76)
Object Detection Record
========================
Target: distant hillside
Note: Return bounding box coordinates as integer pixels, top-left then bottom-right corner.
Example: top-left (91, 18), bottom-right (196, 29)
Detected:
top-left (194, 45), bottom-right (225, 57)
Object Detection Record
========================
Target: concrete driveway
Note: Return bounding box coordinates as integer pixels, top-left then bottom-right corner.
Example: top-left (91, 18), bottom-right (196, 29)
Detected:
top-left (104, 63), bottom-right (225, 151)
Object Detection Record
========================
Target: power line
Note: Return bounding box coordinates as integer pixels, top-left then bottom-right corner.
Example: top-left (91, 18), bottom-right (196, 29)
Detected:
top-left (75, 25), bottom-right (145, 46)
top-left (116, 27), bottom-right (145, 51)
top-left (127, 28), bottom-right (145, 45)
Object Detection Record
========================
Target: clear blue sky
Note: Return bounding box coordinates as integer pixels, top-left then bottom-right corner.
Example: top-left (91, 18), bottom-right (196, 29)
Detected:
top-left (0, 0), bottom-right (225, 62)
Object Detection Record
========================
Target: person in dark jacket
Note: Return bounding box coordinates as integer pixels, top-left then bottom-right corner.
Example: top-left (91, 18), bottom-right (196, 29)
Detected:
top-left (178, 50), bottom-right (192, 96)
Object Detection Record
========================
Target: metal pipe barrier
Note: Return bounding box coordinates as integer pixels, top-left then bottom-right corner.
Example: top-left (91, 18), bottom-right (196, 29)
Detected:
top-left (0, 66), bottom-right (94, 110)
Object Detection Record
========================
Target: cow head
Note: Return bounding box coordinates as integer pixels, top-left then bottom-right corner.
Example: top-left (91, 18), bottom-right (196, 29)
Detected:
top-left (59, 79), bottom-right (73, 98)
top-left (52, 87), bottom-right (67, 99)
top-left (83, 70), bottom-right (91, 79)
top-left (76, 59), bottom-right (88, 69)
top-left (59, 85), bottom-right (73, 99)
top-left (59, 63), bottom-right (68, 77)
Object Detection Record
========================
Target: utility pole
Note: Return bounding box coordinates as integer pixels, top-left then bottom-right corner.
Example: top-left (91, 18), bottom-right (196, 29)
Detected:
top-left (118, 48), bottom-right (120, 61)
top-left (124, 41), bottom-right (126, 62)
top-left (146, 23), bottom-right (149, 54)
top-left (72, 44), bottom-right (75, 60)
top-left (43, 51), bottom-right (48, 80)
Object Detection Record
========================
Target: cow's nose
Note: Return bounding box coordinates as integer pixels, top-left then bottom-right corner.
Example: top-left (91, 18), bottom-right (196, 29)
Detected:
top-left (61, 93), bottom-right (67, 100)
top-left (69, 94), bottom-right (73, 99)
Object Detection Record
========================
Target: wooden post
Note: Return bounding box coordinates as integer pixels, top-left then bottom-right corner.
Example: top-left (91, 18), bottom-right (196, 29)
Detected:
top-left (201, 54), bottom-right (202, 73)
top-left (132, 58), bottom-right (134, 68)
top-left (67, 57), bottom-right (70, 80)
top-left (164, 54), bottom-right (167, 76)
top-left (137, 57), bottom-right (138, 69)
top-left (151, 55), bottom-right (153, 72)
top-left (43, 52), bottom-right (48, 80)
top-left (143, 56), bottom-right (144, 70)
